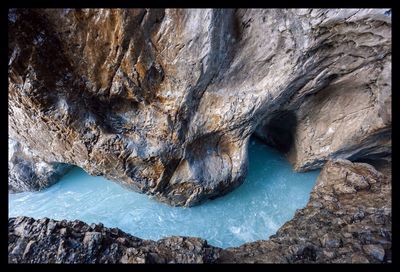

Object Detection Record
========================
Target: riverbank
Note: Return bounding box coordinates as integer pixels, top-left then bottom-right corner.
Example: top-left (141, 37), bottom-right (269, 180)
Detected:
top-left (9, 159), bottom-right (391, 263)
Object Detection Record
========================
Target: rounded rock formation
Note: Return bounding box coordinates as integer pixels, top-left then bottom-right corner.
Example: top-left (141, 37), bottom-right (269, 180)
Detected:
top-left (8, 8), bottom-right (391, 206)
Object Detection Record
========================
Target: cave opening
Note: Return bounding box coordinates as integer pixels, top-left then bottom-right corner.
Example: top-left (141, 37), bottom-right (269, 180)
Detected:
top-left (255, 110), bottom-right (297, 155)
top-left (352, 157), bottom-right (392, 177)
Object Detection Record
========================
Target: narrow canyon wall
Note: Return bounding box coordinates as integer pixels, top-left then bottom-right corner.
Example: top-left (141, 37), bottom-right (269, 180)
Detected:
top-left (8, 9), bottom-right (391, 206)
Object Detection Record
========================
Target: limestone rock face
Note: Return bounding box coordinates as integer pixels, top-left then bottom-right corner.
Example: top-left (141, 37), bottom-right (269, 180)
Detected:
top-left (8, 159), bottom-right (391, 263)
top-left (8, 138), bottom-right (72, 193)
top-left (8, 8), bottom-right (391, 205)
top-left (218, 159), bottom-right (392, 263)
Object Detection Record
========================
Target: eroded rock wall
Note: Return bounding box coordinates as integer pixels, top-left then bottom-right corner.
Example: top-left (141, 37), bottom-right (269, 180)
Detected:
top-left (8, 138), bottom-right (72, 193)
top-left (254, 10), bottom-right (391, 170)
top-left (8, 9), bottom-right (391, 206)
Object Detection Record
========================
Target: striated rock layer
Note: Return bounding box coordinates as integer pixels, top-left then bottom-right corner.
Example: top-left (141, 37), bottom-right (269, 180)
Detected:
top-left (8, 8), bottom-right (391, 206)
top-left (8, 159), bottom-right (391, 263)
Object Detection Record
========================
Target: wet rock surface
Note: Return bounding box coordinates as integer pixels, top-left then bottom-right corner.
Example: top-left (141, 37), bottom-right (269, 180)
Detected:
top-left (8, 138), bottom-right (72, 193)
top-left (9, 159), bottom-right (391, 263)
top-left (8, 9), bottom-right (391, 206)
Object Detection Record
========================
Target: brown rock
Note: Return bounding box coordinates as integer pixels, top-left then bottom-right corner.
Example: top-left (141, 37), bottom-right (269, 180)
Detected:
top-left (320, 233), bottom-right (341, 248)
top-left (362, 244), bottom-right (385, 262)
top-left (8, 216), bottom-right (221, 264)
top-left (8, 8), bottom-right (391, 206)
top-left (351, 253), bottom-right (370, 263)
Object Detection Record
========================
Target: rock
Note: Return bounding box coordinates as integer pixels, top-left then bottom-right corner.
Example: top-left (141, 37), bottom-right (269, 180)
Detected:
top-left (8, 216), bottom-right (221, 264)
top-left (322, 250), bottom-right (336, 259)
top-left (351, 253), bottom-right (370, 263)
top-left (59, 228), bottom-right (68, 237)
top-left (362, 244), bottom-right (385, 262)
top-left (120, 248), bottom-right (147, 264)
top-left (320, 233), bottom-right (341, 248)
top-left (217, 159), bottom-right (391, 263)
top-left (83, 232), bottom-right (103, 254)
top-left (255, 11), bottom-right (391, 172)
top-left (8, 9), bottom-right (391, 206)
top-left (8, 160), bottom-right (391, 263)
top-left (8, 138), bottom-right (72, 193)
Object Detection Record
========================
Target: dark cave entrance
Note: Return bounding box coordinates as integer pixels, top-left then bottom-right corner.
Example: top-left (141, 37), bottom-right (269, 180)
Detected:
top-left (254, 110), bottom-right (297, 155)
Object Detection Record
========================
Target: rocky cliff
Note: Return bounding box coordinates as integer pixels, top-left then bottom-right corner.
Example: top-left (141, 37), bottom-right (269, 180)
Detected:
top-left (9, 159), bottom-right (391, 263)
top-left (8, 8), bottom-right (391, 206)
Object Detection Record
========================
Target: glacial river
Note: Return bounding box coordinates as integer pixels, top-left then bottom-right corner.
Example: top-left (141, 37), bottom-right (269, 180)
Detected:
top-left (9, 138), bottom-right (320, 248)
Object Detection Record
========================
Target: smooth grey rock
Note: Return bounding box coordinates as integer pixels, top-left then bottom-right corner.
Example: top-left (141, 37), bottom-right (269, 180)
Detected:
top-left (8, 138), bottom-right (72, 193)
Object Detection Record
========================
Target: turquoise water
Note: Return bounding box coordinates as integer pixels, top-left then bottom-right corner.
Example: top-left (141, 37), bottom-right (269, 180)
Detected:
top-left (8, 138), bottom-right (320, 248)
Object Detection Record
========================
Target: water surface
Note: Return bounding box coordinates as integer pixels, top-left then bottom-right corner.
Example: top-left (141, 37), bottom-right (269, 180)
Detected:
top-left (9, 138), bottom-right (320, 248)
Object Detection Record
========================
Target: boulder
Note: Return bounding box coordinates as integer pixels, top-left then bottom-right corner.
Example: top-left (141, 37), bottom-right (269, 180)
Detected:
top-left (8, 138), bottom-right (72, 193)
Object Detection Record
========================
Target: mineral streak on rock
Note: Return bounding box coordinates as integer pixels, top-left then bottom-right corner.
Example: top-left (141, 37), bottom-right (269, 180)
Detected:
top-left (8, 159), bottom-right (391, 263)
top-left (8, 9), bottom-right (391, 206)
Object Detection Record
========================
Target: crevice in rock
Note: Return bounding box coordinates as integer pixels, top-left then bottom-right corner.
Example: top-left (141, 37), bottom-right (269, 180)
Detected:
top-left (254, 110), bottom-right (297, 155)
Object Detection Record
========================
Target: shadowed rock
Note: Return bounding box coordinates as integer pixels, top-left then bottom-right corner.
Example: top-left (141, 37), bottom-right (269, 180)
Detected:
top-left (8, 138), bottom-right (72, 193)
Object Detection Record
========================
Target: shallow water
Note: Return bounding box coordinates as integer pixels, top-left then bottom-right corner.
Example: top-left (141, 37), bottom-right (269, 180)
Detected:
top-left (8, 138), bottom-right (320, 248)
